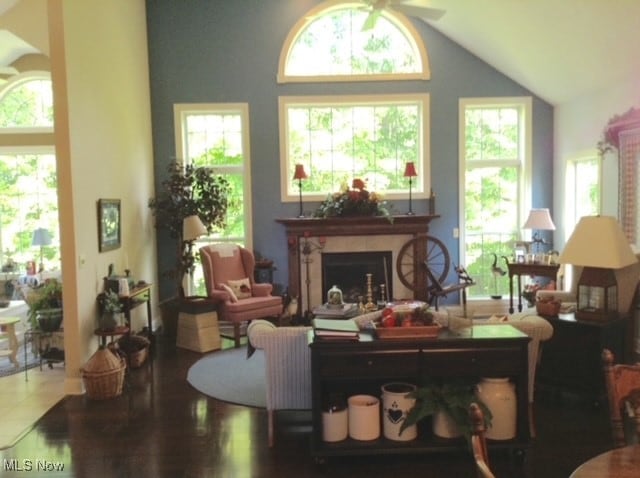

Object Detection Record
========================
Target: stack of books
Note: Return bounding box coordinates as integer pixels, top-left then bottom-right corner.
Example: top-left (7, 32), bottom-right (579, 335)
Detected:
top-left (312, 303), bottom-right (359, 319)
top-left (312, 317), bottom-right (360, 341)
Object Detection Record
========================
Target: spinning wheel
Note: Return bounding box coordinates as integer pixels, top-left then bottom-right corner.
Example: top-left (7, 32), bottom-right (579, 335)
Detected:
top-left (396, 235), bottom-right (450, 295)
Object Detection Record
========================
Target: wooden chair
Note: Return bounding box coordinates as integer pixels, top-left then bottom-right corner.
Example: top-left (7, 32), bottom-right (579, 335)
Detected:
top-left (602, 348), bottom-right (640, 447)
top-left (469, 402), bottom-right (496, 478)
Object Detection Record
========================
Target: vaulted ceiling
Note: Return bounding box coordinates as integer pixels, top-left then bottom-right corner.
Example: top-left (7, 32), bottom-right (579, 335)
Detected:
top-left (413, 0), bottom-right (640, 105)
top-left (1, 0), bottom-right (638, 107)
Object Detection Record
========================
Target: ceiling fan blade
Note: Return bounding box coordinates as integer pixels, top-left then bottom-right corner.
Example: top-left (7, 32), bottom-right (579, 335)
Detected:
top-left (392, 4), bottom-right (446, 20)
top-left (361, 9), bottom-right (383, 31)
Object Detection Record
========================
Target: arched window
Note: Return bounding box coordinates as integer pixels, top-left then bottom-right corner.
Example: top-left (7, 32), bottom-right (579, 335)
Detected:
top-left (0, 73), bottom-right (58, 278)
top-left (278, 1), bottom-right (430, 83)
top-left (278, 2), bottom-right (431, 203)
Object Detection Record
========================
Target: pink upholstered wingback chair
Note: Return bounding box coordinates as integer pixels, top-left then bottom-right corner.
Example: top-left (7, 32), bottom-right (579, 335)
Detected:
top-left (199, 244), bottom-right (282, 347)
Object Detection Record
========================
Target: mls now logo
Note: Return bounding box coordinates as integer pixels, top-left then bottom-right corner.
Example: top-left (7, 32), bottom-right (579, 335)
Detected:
top-left (4, 459), bottom-right (65, 472)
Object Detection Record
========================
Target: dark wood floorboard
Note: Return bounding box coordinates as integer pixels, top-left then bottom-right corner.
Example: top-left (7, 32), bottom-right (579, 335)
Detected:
top-left (0, 333), bottom-right (613, 478)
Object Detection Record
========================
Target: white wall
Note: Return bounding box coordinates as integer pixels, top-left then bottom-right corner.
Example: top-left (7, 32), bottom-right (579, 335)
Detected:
top-left (554, 75), bottom-right (639, 247)
top-left (49, 0), bottom-right (157, 394)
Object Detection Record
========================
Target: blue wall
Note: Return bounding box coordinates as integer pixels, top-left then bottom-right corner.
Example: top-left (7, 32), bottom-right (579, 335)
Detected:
top-left (146, 0), bottom-right (554, 301)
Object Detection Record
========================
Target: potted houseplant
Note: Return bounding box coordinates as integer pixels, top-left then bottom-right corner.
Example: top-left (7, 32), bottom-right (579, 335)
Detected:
top-left (97, 289), bottom-right (122, 331)
top-left (399, 378), bottom-right (492, 442)
top-left (26, 278), bottom-right (63, 332)
top-left (148, 161), bottom-right (231, 335)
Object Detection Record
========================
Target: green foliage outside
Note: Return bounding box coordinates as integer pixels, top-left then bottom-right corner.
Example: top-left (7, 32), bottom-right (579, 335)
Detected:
top-left (0, 79), bottom-right (58, 273)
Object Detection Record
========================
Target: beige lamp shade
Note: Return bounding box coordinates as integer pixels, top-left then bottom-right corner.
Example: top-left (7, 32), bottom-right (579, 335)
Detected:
top-left (523, 208), bottom-right (556, 231)
top-left (182, 215), bottom-right (207, 242)
top-left (558, 215), bottom-right (637, 269)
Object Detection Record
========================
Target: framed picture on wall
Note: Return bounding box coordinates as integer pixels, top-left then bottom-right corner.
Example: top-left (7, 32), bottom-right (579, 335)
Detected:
top-left (98, 199), bottom-right (121, 252)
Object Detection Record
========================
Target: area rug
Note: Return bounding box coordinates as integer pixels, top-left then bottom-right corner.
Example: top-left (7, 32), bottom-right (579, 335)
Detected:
top-left (187, 347), bottom-right (266, 408)
top-left (0, 343), bottom-right (40, 378)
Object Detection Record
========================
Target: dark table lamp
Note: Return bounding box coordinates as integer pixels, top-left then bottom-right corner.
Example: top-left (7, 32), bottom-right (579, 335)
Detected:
top-left (404, 161), bottom-right (418, 215)
top-left (32, 227), bottom-right (52, 272)
top-left (293, 164), bottom-right (308, 218)
top-left (558, 215), bottom-right (637, 321)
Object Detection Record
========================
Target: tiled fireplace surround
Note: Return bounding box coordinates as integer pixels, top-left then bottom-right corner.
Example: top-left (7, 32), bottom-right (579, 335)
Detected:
top-left (276, 215), bottom-right (438, 316)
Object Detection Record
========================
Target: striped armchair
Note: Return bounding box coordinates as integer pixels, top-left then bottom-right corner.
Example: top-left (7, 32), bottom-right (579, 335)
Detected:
top-left (247, 310), bottom-right (382, 447)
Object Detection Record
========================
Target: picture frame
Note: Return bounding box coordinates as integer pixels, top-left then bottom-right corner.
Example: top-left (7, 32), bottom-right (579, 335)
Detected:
top-left (98, 199), bottom-right (121, 252)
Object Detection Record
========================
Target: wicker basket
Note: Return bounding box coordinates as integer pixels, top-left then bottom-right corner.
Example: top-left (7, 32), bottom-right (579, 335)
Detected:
top-left (117, 335), bottom-right (150, 369)
top-left (82, 347), bottom-right (126, 400)
top-left (535, 297), bottom-right (561, 316)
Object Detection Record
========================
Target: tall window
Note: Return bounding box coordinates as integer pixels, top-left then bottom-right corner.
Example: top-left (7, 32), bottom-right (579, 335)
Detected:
top-left (174, 103), bottom-right (252, 294)
top-left (460, 98), bottom-right (532, 298)
top-left (278, 2), bottom-right (431, 202)
top-left (565, 153), bottom-right (601, 236)
top-left (0, 74), bottom-right (57, 276)
top-left (279, 94), bottom-right (430, 201)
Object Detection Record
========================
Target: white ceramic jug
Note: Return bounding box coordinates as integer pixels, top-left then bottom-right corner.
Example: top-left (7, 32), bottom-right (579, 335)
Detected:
top-left (476, 377), bottom-right (516, 440)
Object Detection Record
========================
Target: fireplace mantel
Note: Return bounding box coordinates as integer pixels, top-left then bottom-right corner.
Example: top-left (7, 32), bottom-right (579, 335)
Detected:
top-left (276, 215), bottom-right (439, 313)
top-left (276, 214), bottom-right (439, 237)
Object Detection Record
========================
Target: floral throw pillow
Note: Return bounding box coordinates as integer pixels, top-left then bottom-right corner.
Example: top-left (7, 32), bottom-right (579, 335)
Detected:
top-left (219, 283), bottom-right (238, 303)
top-left (227, 278), bottom-right (252, 300)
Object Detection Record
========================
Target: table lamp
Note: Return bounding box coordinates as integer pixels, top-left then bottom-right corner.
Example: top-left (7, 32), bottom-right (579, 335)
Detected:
top-left (182, 215), bottom-right (207, 296)
top-left (293, 164), bottom-right (308, 218)
top-left (558, 215), bottom-right (637, 321)
top-left (404, 161), bottom-right (418, 215)
top-left (31, 227), bottom-right (52, 272)
top-left (523, 208), bottom-right (555, 253)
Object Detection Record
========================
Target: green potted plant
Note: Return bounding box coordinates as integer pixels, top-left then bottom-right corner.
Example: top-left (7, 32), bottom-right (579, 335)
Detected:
top-left (400, 378), bottom-right (492, 442)
top-left (26, 278), bottom-right (63, 332)
top-left (97, 290), bottom-right (122, 331)
top-left (148, 161), bottom-right (231, 335)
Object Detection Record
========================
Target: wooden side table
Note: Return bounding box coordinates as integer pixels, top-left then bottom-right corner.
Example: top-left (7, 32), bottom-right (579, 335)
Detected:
top-left (0, 316), bottom-right (20, 368)
top-left (120, 283), bottom-right (153, 343)
top-left (94, 326), bottom-right (130, 348)
top-left (507, 262), bottom-right (560, 313)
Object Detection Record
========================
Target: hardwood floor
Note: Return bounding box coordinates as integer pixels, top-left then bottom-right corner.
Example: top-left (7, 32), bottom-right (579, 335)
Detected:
top-left (0, 330), bottom-right (614, 478)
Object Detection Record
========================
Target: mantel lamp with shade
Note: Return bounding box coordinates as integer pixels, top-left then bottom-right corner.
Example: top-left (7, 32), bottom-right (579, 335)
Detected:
top-left (523, 208), bottom-right (555, 255)
top-left (181, 215), bottom-right (207, 297)
top-left (404, 161), bottom-right (418, 215)
top-left (293, 164), bottom-right (308, 218)
top-left (32, 227), bottom-right (52, 272)
top-left (558, 215), bottom-right (637, 322)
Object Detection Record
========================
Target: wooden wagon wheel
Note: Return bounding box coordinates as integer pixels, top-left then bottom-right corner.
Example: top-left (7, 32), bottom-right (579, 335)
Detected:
top-left (396, 235), bottom-right (451, 294)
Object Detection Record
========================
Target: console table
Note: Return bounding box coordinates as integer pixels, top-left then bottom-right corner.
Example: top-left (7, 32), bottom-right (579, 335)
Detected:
top-left (99, 283), bottom-right (153, 346)
top-left (309, 325), bottom-right (531, 461)
top-left (507, 262), bottom-right (560, 313)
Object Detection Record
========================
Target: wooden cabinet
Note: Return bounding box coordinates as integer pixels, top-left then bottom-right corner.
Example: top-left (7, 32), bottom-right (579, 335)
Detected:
top-left (309, 325), bottom-right (531, 461)
top-left (537, 313), bottom-right (629, 403)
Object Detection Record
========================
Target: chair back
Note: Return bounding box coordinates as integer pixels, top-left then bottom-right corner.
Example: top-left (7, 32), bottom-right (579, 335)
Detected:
top-left (602, 348), bottom-right (640, 447)
top-left (469, 402), bottom-right (496, 478)
top-left (200, 244), bottom-right (256, 293)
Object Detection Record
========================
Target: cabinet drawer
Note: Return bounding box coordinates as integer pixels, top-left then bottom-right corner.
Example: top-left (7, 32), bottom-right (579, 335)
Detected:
top-left (422, 348), bottom-right (522, 376)
top-left (319, 350), bottom-right (420, 378)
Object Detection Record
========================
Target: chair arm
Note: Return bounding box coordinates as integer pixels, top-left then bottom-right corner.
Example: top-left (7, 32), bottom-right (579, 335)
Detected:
top-left (208, 288), bottom-right (231, 302)
top-left (252, 283), bottom-right (273, 297)
top-left (536, 290), bottom-right (576, 303)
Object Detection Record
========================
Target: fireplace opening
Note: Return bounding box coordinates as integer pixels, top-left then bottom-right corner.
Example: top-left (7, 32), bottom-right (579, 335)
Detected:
top-left (321, 251), bottom-right (393, 305)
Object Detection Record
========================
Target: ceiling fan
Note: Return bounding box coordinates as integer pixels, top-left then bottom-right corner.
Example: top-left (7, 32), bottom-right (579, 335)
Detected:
top-left (361, 0), bottom-right (446, 30)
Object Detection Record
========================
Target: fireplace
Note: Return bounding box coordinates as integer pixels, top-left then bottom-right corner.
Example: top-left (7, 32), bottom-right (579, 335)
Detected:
top-left (276, 215), bottom-right (439, 317)
top-left (322, 251), bottom-right (393, 305)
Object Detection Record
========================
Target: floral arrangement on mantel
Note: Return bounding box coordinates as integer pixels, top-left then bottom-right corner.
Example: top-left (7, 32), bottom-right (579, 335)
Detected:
top-left (313, 178), bottom-right (393, 221)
